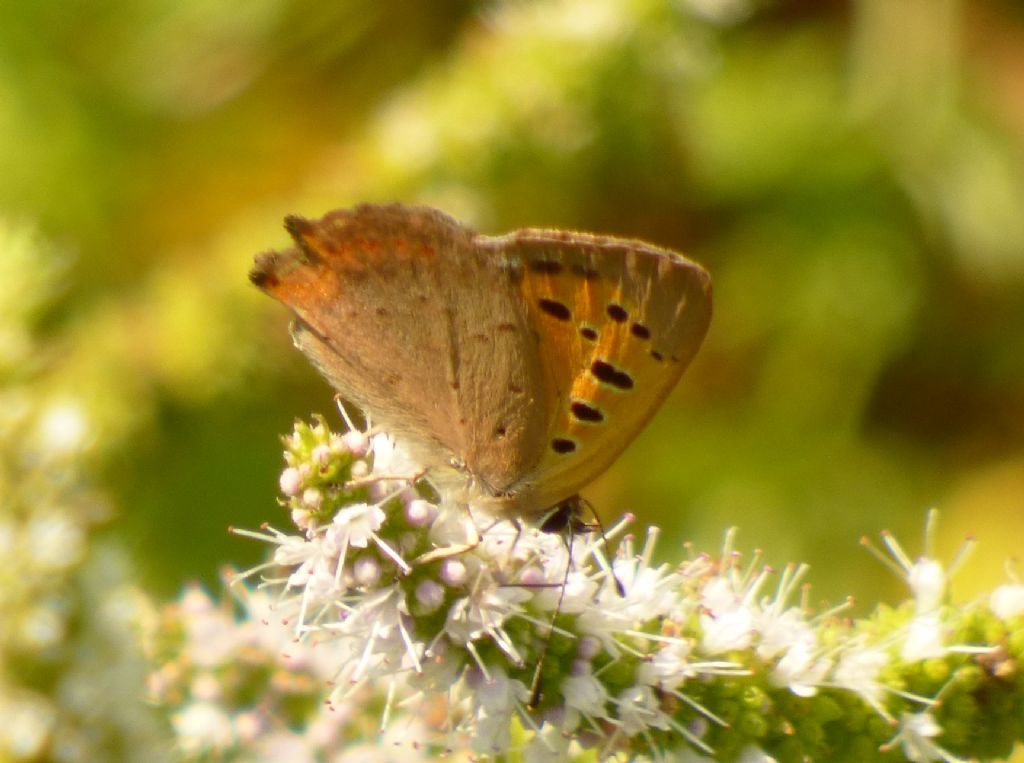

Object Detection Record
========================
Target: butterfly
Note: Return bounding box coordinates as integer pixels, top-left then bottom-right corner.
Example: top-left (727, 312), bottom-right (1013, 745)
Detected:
top-left (250, 203), bottom-right (711, 531)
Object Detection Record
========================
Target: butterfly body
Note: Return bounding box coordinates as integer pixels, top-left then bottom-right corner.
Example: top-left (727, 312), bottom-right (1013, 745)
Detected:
top-left (251, 204), bottom-right (711, 522)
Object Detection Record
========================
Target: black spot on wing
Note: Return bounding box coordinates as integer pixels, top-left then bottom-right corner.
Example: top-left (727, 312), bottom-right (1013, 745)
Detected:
top-left (590, 359), bottom-right (633, 390)
top-left (551, 438), bottom-right (577, 454)
top-left (630, 323), bottom-right (651, 339)
top-left (606, 303), bottom-right (628, 322)
top-left (529, 259), bottom-right (564, 275)
top-left (570, 401), bottom-right (604, 423)
top-left (538, 298), bottom-right (571, 321)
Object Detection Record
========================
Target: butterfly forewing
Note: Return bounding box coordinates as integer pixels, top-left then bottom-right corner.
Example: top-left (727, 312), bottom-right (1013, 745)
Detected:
top-left (479, 231), bottom-right (712, 514)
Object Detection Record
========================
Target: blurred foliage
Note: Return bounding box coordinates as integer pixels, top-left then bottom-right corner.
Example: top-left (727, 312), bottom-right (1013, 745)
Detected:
top-left (0, 222), bottom-right (170, 762)
top-left (1, 0), bottom-right (1022, 633)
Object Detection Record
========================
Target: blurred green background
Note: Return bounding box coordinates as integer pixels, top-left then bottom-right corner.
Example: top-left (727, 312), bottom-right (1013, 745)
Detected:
top-left (3, 0), bottom-right (1023, 611)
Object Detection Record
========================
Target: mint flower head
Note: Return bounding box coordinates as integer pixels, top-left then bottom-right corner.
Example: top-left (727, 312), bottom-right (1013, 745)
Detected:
top-left (150, 415), bottom-right (1024, 762)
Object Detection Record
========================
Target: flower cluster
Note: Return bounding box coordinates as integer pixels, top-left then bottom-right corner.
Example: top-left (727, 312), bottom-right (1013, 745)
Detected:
top-left (0, 220), bottom-right (169, 763)
top-left (144, 577), bottom-right (450, 762)
top-left (152, 416), bottom-right (1024, 762)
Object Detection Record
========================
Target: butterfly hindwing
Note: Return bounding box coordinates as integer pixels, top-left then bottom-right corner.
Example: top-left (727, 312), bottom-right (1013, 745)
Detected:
top-left (250, 204), bottom-right (551, 496)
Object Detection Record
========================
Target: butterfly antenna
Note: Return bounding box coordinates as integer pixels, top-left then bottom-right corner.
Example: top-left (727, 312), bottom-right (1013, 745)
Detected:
top-left (581, 498), bottom-right (626, 598)
top-left (527, 530), bottom-right (574, 710)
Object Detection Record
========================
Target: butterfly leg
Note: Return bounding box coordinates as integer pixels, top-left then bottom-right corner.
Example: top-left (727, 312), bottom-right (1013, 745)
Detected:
top-left (411, 504), bottom-right (481, 566)
top-left (507, 517), bottom-right (524, 555)
top-left (343, 468), bottom-right (428, 490)
top-left (527, 530), bottom-right (575, 710)
top-left (332, 394), bottom-right (364, 433)
top-left (412, 474), bottom-right (503, 565)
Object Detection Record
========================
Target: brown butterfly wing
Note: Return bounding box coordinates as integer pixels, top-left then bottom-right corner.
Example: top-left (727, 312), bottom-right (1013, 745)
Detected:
top-left (250, 204), bottom-right (550, 494)
top-left (476, 229), bottom-right (712, 514)
top-left (251, 204), bottom-right (711, 520)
